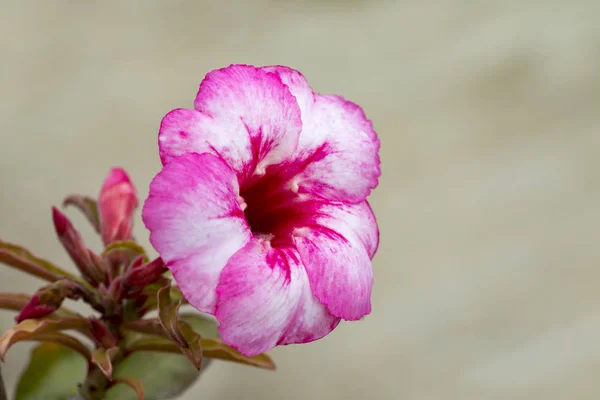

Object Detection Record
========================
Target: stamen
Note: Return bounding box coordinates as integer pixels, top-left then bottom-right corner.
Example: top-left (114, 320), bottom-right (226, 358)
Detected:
top-left (237, 195), bottom-right (247, 211)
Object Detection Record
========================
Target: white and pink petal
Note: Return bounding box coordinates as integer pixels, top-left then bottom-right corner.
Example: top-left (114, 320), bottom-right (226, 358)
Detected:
top-left (158, 108), bottom-right (252, 181)
top-left (261, 66), bottom-right (315, 124)
top-left (215, 239), bottom-right (339, 357)
top-left (291, 94), bottom-right (381, 203)
top-left (142, 152), bottom-right (251, 313)
top-left (293, 201), bottom-right (378, 321)
top-left (193, 65), bottom-right (303, 176)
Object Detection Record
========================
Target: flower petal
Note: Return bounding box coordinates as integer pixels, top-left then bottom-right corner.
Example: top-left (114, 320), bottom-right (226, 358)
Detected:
top-left (261, 66), bottom-right (315, 123)
top-left (292, 94), bottom-right (381, 203)
top-left (293, 201), bottom-right (378, 320)
top-left (158, 108), bottom-right (252, 180)
top-left (215, 239), bottom-right (339, 357)
top-left (193, 64), bottom-right (303, 177)
top-left (142, 153), bottom-right (251, 313)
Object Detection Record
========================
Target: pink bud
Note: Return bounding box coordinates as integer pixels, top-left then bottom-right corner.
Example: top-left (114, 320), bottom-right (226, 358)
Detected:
top-left (15, 279), bottom-right (87, 323)
top-left (15, 293), bottom-right (56, 323)
top-left (98, 168), bottom-right (138, 246)
top-left (122, 258), bottom-right (167, 298)
top-left (52, 207), bottom-right (104, 284)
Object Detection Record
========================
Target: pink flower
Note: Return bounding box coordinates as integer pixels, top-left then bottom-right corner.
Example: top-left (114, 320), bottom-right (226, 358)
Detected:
top-left (99, 168), bottom-right (138, 246)
top-left (143, 65), bottom-right (380, 356)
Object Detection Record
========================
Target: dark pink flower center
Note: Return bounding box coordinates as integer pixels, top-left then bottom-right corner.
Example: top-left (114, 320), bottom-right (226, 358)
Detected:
top-left (239, 171), bottom-right (301, 246)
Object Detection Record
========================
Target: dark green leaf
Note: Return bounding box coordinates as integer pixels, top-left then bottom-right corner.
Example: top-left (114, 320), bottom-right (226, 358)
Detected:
top-left (106, 314), bottom-right (216, 400)
top-left (105, 345), bottom-right (208, 400)
top-left (15, 342), bottom-right (87, 400)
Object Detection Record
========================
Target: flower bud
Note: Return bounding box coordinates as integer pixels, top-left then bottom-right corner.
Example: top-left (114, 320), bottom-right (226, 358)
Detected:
top-left (52, 207), bottom-right (104, 284)
top-left (14, 293), bottom-right (56, 323)
top-left (15, 279), bottom-right (84, 322)
top-left (122, 258), bottom-right (167, 298)
top-left (98, 168), bottom-right (138, 246)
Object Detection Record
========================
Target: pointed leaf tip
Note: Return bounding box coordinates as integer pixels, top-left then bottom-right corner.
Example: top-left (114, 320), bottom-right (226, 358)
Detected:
top-left (92, 347), bottom-right (119, 380)
top-left (156, 285), bottom-right (204, 369)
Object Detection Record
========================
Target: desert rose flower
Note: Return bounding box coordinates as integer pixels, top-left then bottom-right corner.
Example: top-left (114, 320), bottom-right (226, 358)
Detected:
top-left (143, 64), bottom-right (380, 356)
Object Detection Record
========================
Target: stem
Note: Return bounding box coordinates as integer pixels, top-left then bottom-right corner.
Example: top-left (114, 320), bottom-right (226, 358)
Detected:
top-left (0, 364), bottom-right (7, 400)
top-left (74, 318), bottom-right (125, 400)
top-left (75, 365), bottom-right (110, 400)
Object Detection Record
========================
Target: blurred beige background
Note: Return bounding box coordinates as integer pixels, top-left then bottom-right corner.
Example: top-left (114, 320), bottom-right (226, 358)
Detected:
top-left (1, 1), bottom-right (600, 399)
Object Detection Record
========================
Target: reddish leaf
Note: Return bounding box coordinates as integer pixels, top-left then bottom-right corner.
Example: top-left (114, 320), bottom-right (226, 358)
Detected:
top-left (52, 207), bottom-right (105, 285)
top-left (0, 317), bottom-right (92, 360)
top-left (0, 240), bottom-right (81, 283)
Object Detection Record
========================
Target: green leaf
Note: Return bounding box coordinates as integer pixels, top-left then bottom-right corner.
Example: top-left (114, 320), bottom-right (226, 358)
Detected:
top-left (157, 286), bottom-right (203, 369)
top-left (156, 285), bottom-right (186, 346)
top-left (15, 342), bottom-right (87, 400)
top-left (138, 285), bottom-right (186, 315)
top-left (124, 314), bottom-right (274, 370)
top-left (105, 346), bottom-right (207, 400)
top-left (106, 314), bottom-right (216, 400)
